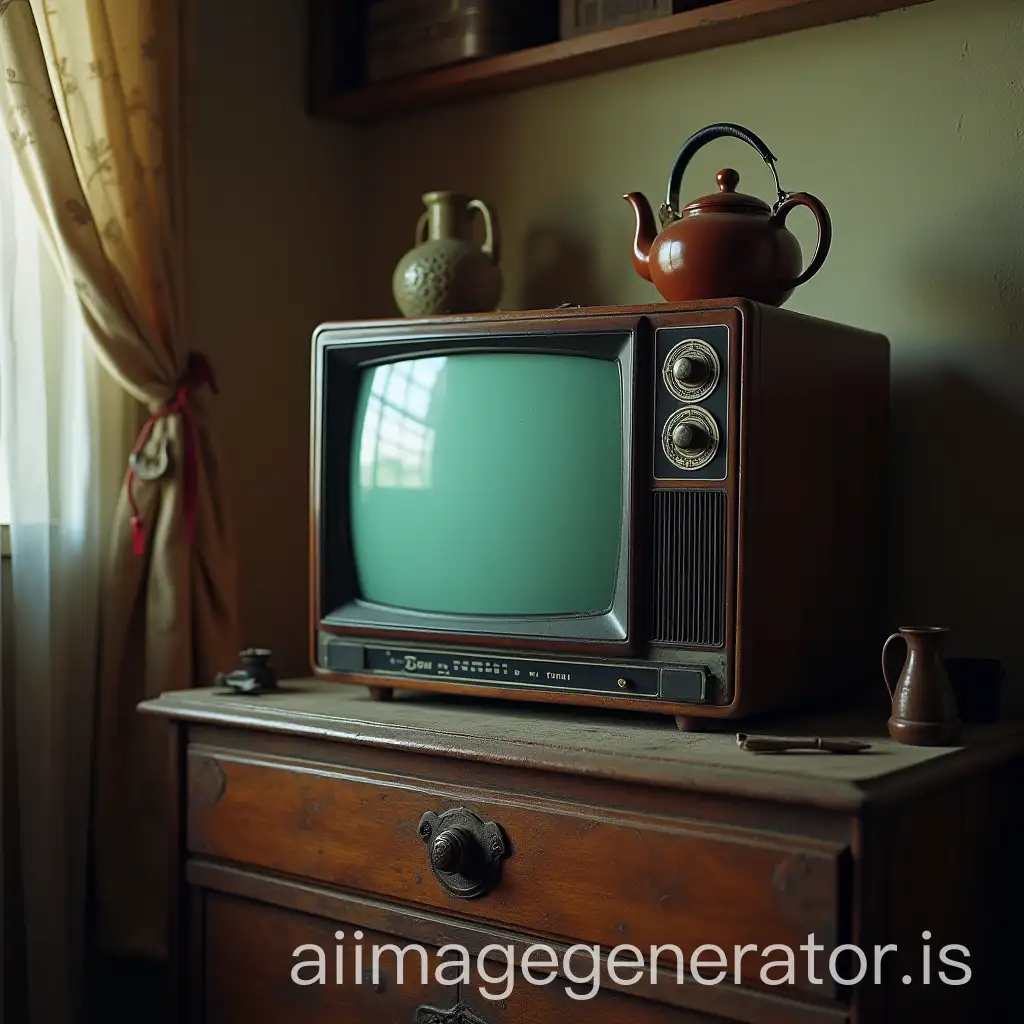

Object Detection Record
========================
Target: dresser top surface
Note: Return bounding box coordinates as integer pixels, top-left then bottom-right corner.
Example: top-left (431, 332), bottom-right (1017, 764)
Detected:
top-left (141, 680), bottom-right (1023, 809)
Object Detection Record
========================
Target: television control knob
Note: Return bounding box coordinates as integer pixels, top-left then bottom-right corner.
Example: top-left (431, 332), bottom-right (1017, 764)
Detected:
top-left (671, 355), bottom-right (710, 388)
top-left (663, 339), bottom-right (720, 402)
top-left (671, 422), bottom-right (706, 452)
top-left (662, 407), bottom-right (720, 471)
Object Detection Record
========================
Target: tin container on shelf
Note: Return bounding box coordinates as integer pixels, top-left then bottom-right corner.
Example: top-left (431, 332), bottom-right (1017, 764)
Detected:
top-left (559, 0), bottom-right (703, 40)
top-left (366, 0), bottom-right (558, 83)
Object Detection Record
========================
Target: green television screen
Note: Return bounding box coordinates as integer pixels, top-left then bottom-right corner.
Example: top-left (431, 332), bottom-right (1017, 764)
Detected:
top-left (350, 352), bottom-right (623, 616)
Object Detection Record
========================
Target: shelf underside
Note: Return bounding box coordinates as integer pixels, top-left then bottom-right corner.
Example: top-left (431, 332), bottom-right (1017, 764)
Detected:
top-left (315, 0), bottom-right (937, 124)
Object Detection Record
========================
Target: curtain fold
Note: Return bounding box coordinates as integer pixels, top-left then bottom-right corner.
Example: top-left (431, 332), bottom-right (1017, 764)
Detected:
top-left (0, 116), bottom-right (133, 1022)
top-left (0, 0), bottom-right (240, 987)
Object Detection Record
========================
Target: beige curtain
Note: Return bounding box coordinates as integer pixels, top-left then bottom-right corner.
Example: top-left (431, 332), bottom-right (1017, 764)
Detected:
top-left (0, 0), bottom-right (240, 961)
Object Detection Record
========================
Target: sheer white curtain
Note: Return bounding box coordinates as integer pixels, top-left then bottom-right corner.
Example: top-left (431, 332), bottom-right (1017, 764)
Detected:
top-left (0, 127), bottom-right (133, 1021)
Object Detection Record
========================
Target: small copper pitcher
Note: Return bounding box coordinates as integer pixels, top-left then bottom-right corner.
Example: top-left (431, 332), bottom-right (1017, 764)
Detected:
top-left (882, 626), bottom-right (961, 746)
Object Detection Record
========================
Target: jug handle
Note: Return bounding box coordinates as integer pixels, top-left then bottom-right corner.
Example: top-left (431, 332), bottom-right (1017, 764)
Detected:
top-left (664, 122), bottom-right (782, 220)
top-left (881, 632), bottom-right (906, 697)
top-left (468, 198), bottom-right (500, 263)
top-left (770, 193), bottom-right (832, 289)
top-left (415, 212), bottom-right (429, 246)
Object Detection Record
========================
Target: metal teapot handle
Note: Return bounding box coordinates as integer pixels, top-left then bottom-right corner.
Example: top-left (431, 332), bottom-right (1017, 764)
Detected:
top-left (663, 122), bottom-right (785, 224)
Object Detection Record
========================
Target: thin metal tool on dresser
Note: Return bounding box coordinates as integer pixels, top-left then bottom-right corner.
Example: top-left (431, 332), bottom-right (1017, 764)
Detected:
top-left (736, 733), bottom-right (871, 754)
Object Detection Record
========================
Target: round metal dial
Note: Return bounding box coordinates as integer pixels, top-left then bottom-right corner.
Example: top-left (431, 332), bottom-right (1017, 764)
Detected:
top-left (661, 407), bottom-right (720, 471)
top-left (662, 339), bottom-right (720, 403)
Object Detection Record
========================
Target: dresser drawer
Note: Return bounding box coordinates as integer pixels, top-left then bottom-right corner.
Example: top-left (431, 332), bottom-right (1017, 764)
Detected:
top-left (202, 890), bottom-right (731, 1024)
top-left (187, 744), bottom-right (849, 994)
top-left (204, 892), bottom-right (452, 1023)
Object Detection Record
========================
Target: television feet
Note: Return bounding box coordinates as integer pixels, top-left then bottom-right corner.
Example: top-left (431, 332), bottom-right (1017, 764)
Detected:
top-left (368, 686), bottom-right (394, 702)
top-left (674, 715), bottom-right (710, 733)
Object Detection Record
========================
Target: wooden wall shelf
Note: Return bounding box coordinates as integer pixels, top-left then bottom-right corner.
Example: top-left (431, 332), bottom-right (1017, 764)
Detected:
top-left (309, 0), bottom-right (936, 125)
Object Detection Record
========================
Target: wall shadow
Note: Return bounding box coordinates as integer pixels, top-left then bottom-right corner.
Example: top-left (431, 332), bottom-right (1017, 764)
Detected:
top-left (891, 216), bottom-right (1024, 711)
top-left (889, 370), bottom-right (1024, 670)
top-left (518, 224), bottom-right (603, 311)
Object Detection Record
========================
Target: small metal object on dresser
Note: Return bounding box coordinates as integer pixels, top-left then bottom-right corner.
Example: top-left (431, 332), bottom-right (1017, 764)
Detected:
top-left (736, 734), bottom-right (871, 754)
top-left (417, 807), bottom-right (509, 899)
top-left (415, 1004), bottom-right (490, 1024)
top-left (214, 648), bottom-right (278, 695)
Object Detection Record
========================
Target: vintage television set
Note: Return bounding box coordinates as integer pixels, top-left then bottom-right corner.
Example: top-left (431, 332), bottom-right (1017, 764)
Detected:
top-left (310, 300), bottom-right (889, 726)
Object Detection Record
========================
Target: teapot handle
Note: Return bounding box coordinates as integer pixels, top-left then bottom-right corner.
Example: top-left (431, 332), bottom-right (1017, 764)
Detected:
top-left (770, 192), bottom-right (832, 289)
top-left (664, 122), bottom-right (783, 223)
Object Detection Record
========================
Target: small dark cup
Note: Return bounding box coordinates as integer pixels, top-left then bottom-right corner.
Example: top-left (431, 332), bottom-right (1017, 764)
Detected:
top-left (944, 657), bottom-right (1003, 723)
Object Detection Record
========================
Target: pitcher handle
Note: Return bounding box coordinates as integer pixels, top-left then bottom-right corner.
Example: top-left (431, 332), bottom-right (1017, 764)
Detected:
top-left (415, 211), bottom-right (429, 246)
top-left (770, 192), bottom-right (832, 289)
top-left (881, 632), bottom-right (906, 697)
top-left (468, 198), bottom-right (499, 263)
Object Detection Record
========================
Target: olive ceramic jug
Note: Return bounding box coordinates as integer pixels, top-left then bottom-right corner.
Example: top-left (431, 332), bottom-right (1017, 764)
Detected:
top-left (393, 191), bottom-right (502, 317)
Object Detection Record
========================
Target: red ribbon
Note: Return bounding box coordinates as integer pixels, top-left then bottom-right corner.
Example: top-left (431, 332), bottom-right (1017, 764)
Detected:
top-left (126, 351), bottom-right (218, 557)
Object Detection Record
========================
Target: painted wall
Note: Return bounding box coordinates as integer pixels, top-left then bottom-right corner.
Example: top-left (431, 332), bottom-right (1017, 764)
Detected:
top-left (188, 0), bottom-right (363, 675)
top-left (188, 0), bottom-right (1024, 698)
top-left (358, 0), bottom-right (1024, 700)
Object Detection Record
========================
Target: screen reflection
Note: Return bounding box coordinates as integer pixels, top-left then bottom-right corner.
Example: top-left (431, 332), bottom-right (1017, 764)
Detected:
top-left (358, 357), bottom-right (445, 489)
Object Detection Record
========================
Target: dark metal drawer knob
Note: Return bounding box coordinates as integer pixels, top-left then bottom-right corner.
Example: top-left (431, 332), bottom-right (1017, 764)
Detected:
top-left (431, 827), bottom-right (471, 874)
top-left (418, 808), bottom-right (509, 899)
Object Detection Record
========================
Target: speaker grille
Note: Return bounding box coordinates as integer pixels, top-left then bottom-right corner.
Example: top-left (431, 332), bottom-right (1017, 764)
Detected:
top-left (651, 489), bottom-right (727, 646)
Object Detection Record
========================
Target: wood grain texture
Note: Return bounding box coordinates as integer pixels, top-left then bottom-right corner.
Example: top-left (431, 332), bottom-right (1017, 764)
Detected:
top-left (167, 724), bottom-right (189, 1021)
top-left (735, 303), bottom-right (889, 716)
top-left (185, 747), bottom-right (847, 994)
top-left (142, 682), bottom-right (1024, 810)
top-left (458, 970), bottom-right (732, 1024)
top-left (204, 892), bottom-right (453, 1022)
top-left (873, 786), bottom-right (970, 1023)
top-left (188, 860), bottom-right (851, 1024)
top-left (153, 688), bottom-right (1024, 1021)
top-left (311, 0), bottom-right (940, 124)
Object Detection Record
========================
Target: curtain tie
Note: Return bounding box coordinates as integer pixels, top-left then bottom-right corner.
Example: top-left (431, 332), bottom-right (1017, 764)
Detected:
top-left (127, 351), bottom-right (219, 557)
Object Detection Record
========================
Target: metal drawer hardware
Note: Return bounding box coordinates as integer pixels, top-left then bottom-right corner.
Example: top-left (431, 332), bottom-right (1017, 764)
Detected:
top-left (417, 807), bottom-right (509, 899)
top-left (415, 1004), bottom-right (490, 1024)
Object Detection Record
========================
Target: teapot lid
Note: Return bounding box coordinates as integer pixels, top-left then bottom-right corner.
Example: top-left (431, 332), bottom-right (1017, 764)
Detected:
top-left (683, 169), bottom-right (770, 216)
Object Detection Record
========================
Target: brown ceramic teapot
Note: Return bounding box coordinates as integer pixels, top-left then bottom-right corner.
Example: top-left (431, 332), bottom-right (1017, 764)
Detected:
top-left (624, 123), bottom-right (832, 306)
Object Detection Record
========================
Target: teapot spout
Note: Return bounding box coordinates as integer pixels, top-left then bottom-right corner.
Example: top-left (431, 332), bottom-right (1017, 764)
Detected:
top-left (623, 192), bottom-right (657, 282)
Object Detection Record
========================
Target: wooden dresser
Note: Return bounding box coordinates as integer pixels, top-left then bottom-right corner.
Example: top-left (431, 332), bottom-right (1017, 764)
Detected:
top-left (142, 681), bottom-right (1024, 1024)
